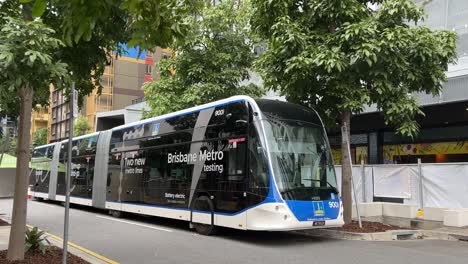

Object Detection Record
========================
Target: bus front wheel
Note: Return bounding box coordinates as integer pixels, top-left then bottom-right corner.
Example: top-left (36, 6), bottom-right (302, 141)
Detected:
top-left (192, 196), bottom-right (218, 236)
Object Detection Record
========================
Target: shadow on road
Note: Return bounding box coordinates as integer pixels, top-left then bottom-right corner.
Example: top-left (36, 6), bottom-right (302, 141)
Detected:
top-left (33, 199), bottom-right (335, 246)
top-left (216, 228), bottom-right (333, 247)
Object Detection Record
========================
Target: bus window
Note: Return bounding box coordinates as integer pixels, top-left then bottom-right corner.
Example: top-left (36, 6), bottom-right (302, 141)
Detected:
top-left (205, 102), bottom-right (248, 140)
top-left (141, 131), bottom-right (192, 149)
top-left (121, 150), bottom-right (145, 203)
top-left (74, 135), bottom-right (98, 156)
top-left (70, 155), bottom-right (95, 199)
top-left (107, 152), bottom-right (122, 201)
top-left (144, 148), bottom-right (167, 205)
top-left (32, 147), bottom-right (47, 159)
top-left (165, 112), bottom-right (198, 131)
top-left (209, 138), bottom-right (248, 213)
top-left (46, 146), bottom-right (54, 159)
top-left (144, 142), bottom-right (191, 208)
top-left (248, 125), bottom-right (269, 198)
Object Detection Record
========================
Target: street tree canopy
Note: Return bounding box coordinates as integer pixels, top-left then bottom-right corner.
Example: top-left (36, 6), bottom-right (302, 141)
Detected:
top-left (144, 0), bottom-right (265, 117)
top-left (32, 128), bottom-right (48, 147)
top-left (2, 0), bottom-right (201, 109)
top-left (0, 0), bottom-right (202, 260)
top-left (74, 115), bottom-right (91, 137)
top-left (0, 16), bottom-right (69, 107)
top-left (252, 0), bottom-right (457, 223)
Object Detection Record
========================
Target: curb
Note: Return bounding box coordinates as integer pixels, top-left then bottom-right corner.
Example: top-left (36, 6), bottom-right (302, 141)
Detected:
top-left (296, 228), bottom-right (468, 242)
top-left (45, 233), bottom-right (114, 264)
top-left (25, 225), bottom-right (119, 264)
top-left (0, 217), bottom-right (118, 264)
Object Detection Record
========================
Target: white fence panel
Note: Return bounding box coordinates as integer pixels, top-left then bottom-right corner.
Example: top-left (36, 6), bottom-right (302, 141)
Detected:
top-left (334, 165), bottom-right (373, 203)
top-left (373, 165), bottom-right (416, 199)
top-left (421, 164), bottom-right (468, 208)
top-left (334, 162), bottom-right (468, 209)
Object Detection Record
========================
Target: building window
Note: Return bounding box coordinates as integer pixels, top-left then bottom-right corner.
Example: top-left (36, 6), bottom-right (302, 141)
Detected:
top-left (161, 53), bottom-right (169, 60)
top-left (146, 64), bottom-right (153, 74)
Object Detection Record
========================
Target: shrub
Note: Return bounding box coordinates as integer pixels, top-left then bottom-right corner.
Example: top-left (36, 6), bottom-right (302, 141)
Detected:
top-left (25, 227), bottom-right (50, 254)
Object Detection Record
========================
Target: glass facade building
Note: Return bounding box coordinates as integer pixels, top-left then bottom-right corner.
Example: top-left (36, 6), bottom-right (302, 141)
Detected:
top-left (417, 0), bottom-right (468, 63)
top-left (330, 1), bottom-right (468, 165)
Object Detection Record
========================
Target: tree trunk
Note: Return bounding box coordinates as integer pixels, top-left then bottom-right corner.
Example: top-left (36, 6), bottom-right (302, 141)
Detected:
top-left (341, 110), bottom-right (352, 224)
top-left (7, 87), bottom-right (33, 260)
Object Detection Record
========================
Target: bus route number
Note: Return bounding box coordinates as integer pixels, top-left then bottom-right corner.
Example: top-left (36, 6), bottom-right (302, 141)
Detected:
top-left (328, 201), bottom-right (340, 208)
top-left (215, 109), bottom-right (225, 116)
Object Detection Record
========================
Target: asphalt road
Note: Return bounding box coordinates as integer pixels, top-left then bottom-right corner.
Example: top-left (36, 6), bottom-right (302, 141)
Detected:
top-left (1, 198), bottom-right (467, 264)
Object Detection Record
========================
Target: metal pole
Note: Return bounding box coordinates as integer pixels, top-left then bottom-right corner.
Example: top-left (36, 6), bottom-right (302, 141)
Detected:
top-left (342, 123), bottom-right (362, 228)
top-left (361, 159), bottom-right (366, 203)
top-left (63, 84), bottom-right (75, 264)
top-left (417, 158), bottom-right (424, 216)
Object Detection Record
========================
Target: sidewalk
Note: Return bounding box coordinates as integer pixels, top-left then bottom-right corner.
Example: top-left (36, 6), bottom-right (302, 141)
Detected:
top-left (0, 226), bottom-right (9, 251)
top-left (0, 222), bottom-right (116, 264)
top-left (298, 225), bottom-right (468, 241)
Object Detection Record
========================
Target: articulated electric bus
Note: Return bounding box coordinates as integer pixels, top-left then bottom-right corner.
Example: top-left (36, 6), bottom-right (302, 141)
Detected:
top-left (30, 96), bottom-right (343, 235)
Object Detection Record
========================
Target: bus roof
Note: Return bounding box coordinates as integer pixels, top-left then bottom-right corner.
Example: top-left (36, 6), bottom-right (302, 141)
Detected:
top-left (255, 99), bottom-right (322, 125)
top-left (111, 95), bottom-right (258, 132)
top-left (59, 132), bottom-right (100, 144)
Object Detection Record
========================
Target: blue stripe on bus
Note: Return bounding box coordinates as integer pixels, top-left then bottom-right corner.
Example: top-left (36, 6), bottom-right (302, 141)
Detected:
top-left (70, 196), bottom-right (92, 200)
top-left (110, 199), bottom-right (277, 216)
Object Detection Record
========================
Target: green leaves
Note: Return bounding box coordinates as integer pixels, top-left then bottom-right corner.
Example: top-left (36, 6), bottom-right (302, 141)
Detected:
top-left (31, 0), bottom-right (46, 18)
top-left (33, 127), bottom-right (48, 147)
top-left (25, 226), bottom-right (50, 254)
top-left (144, 0), bottom-right (264, 117)
top-left (0, 16), bottom-right (69, 113)
top-left (74, 115), bottom-right (91, 136)
top-left (253, 0), bottom-right (457, 138)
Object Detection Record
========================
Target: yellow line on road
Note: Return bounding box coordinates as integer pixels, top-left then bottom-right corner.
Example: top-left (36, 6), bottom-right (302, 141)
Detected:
top-left (27, 224), bottom-right (119, 264)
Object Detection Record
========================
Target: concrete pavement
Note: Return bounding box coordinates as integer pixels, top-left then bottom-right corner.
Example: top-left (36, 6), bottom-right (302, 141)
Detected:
top-left (0, 226), bottom-right (9, 250)
top-left (1, 198), bottom-right (468, 264)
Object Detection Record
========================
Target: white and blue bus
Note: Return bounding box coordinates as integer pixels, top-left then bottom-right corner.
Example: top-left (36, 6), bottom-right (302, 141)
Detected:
top-left (29, 96), bottom-right (344, 234)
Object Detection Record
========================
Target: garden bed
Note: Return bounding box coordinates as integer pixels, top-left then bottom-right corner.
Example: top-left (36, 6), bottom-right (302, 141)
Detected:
top-left (333, 221), bottom-right (410, 233)
top-left (0, 246), bottom-right (89, 264)
top-left (0, 218), bottom-right (9, 226)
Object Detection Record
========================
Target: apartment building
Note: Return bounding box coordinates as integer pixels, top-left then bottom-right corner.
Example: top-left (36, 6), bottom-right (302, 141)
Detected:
top-left (41, 46), bottom-right (171, 143)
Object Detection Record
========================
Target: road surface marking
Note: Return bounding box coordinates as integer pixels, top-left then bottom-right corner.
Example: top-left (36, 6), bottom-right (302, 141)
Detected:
top-left (96, 215), bottom-right (174, 233)
top-left (27, 225), bottom-right (119, 264)
top-left (32, 202), bottom-right (57, 209)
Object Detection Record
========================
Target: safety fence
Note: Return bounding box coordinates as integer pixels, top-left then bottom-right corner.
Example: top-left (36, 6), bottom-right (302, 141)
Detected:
top-left (335, 162), bottom-right (468, 209)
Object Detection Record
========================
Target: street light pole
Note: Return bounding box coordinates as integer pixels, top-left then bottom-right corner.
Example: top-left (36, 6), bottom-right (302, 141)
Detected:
top-left (63, 83), bottom-right (76, 264)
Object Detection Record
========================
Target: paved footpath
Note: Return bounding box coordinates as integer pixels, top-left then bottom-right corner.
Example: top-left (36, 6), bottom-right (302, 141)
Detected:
top-left (1, 198), bottom-right (468, 264)
top-left (0, 226), bottom-right (9, 251)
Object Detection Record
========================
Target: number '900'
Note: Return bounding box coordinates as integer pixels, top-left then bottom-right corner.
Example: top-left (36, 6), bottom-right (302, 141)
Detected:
top-left (328, 201), bottom-right (340, 208)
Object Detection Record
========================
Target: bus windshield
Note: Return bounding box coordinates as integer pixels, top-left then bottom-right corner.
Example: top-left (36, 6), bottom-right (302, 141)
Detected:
top-left (262, 116), bottom-right (338, 201)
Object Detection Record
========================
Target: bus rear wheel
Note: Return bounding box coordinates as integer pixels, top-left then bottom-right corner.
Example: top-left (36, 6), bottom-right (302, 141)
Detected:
top-left (193, 222), bottom-right (217, 236)
top-left (110, 210), bottom-right (124, 218)
top-left (192, 196), bottom-right (218, 236)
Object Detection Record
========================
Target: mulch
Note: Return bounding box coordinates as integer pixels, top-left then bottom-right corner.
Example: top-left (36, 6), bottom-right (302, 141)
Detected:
top-left (0, 218), bottom-right (9, 226)
top-left (0, 247), bottom-right (90, 264)
top-left (332, 221), bottom-right (409, 233)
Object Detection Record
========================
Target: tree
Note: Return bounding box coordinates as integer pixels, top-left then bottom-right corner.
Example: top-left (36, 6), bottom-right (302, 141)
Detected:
top-left (252, 0), bottom-right (457, 223)
top-left (144, 0), bottom-right (265, 117)
top-left (0, 0), bottom-right (201, 260)
top-left (74, 115), bottom-right (91, 137)
top-left (33, 128), bottom-right (48, 147)
top-left (0, 136), bottom-right (17, 156)
top-left (0, 14), bottom-right (69, 260)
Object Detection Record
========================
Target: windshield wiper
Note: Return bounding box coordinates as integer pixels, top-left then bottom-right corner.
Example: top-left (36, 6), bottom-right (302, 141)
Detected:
top-left (302, 179), bottom-right (339, 194)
